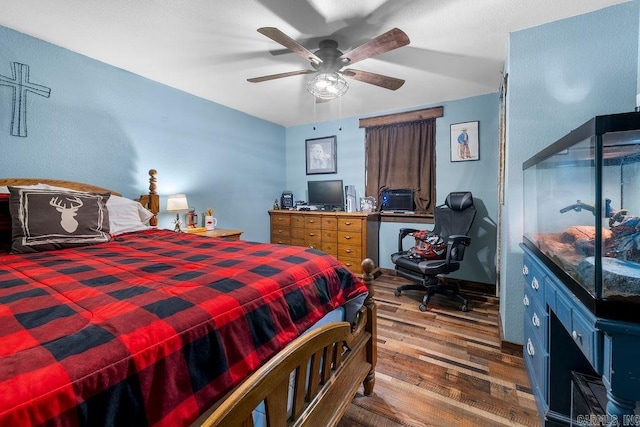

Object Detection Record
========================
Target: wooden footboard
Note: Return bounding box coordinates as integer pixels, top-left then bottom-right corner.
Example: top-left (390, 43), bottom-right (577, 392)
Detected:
top-left (194, 258), bottom-right (377, 427)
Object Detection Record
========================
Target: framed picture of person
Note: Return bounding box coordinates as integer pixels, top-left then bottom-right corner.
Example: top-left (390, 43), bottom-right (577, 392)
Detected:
top-left (306, 135), bottom-right (337, 174)
top-left (450, 121), bottom-right (479, 162)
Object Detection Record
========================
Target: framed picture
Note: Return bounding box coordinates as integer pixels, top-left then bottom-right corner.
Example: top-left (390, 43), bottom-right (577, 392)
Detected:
top-left (360, 196), bottom-right (376, 213)
top-left (450, 121), bottom-right (479, 162)
top-left (306, 136), bottom-right (337, 174)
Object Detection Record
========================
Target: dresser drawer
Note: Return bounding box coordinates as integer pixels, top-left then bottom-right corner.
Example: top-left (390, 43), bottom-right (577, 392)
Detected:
top-left (321, 229), bottom-right (338, 242)
top-left (339, 256), bottom-right (362, 274)
top-left (304, 232), bottom-right (322, 247)
top-left (271, 234), bottom-right (290, 245)
top-left (554, 288), bottom-right (600, 367)
top-left (338, 231), bottom-right (362, 246)
top-left (523, 331), bottom-right (549, 408)
top-left (271, 227), bottom-right (290, 245)
top-left (303, 216), bottom-right (322, 229)
top-left (322, 216), bottom-right (337, 230)
top-left (291, 227), bottom-right (305, 240)
top-left (337, 243), bottom-right (362, 260)
top-left (321, 242), bottom-right (338, 256)
top-left (270, 214), bottom-right (290, 228)
top-left (522, 256), bottom-right (545, 305)
top-left (523, 287), bottom-right (548, 344)
top-left (337, 218), bottom-right (362, 233)
top-left (291, 215), bottom-right (306, 227)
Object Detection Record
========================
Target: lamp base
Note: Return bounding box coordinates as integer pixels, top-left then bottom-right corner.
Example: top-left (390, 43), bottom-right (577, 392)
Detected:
top-left (173, 214), bottom-right (182, 232)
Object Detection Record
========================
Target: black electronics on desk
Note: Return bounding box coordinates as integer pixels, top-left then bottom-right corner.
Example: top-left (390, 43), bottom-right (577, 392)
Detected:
top-left (380, 189), bottom-right (414, 212)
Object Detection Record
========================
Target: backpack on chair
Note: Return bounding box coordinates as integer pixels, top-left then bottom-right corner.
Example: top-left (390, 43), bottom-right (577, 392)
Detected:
top-left (407, 230), bottom-right (446, 260)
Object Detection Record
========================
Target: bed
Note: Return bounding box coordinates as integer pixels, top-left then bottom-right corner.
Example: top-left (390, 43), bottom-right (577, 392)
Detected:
top-left (0, 170), bottom-right (377, 427)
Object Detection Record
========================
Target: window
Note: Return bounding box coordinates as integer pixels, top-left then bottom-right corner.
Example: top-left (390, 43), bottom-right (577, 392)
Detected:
top-left (361, 107), bottom-right (442, 220)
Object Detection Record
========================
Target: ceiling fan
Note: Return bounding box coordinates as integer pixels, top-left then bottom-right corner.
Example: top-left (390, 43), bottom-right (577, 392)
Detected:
top-left (248, 27), bottom-right (410, 98)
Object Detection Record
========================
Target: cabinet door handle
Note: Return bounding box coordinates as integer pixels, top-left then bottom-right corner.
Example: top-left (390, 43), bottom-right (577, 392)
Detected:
top-left (526, 338), bottom-right (535, 356)
top-left (523, 295), bottom-right (530, 307)
top-left (532, 313), bottom-right (540, 328)
top-left (572, 330), bottom-right (582, 344)
top-left (522, 265), bottom-right (529, 276)
top-left (531, 277), bottom-right (539, 291)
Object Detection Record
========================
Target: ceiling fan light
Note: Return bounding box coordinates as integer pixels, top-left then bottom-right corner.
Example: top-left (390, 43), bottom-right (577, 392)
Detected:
top-left (307, 72), bottom-right (348, 100)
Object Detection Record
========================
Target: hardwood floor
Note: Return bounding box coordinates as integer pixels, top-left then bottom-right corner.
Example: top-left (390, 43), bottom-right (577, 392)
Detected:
top-left (339, 274), bottom-right (541, 427)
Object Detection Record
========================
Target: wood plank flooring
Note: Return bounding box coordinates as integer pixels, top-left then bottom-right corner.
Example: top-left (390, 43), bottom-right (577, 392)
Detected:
top-left (338, 274), bottom-right (541, 427)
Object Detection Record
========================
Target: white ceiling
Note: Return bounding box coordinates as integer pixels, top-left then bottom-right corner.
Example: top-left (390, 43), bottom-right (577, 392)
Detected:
top-left (0, 0), bottom-right (630, 127)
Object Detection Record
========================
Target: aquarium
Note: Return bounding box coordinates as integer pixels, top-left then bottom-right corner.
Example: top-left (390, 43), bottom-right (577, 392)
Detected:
top-left (522, 112), bottom-right (640, 320)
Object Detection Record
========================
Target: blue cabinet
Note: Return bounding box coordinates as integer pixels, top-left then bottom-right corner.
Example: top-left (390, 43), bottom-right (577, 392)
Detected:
top-left (522, 245), bottom-right (640, 426)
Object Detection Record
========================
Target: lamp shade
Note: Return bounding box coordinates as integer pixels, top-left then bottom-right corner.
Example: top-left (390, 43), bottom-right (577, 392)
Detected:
top-left (166, 194), bottom-right (189, 212)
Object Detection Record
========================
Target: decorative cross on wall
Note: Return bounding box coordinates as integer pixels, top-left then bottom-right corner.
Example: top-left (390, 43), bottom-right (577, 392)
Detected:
top-left (0, 62), bottom-right (51, 137)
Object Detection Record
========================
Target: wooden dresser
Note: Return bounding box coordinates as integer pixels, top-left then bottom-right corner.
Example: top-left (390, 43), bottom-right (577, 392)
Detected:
top-left (268, 210), bottom-right (380, 274)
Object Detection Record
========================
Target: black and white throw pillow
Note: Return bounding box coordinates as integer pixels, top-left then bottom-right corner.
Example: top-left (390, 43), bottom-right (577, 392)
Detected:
top-left (9, 187), bottom-right (111, 253)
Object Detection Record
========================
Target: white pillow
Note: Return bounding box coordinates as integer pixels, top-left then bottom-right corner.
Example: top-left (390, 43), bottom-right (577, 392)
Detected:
top-left (0, 184), bottom-right (49, 193)
top-left (106, 195), bottom-right (154, 235)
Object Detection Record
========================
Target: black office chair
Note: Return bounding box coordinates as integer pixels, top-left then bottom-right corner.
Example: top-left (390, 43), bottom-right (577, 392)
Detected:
top-left (391, 192), bottom-right (476, 312)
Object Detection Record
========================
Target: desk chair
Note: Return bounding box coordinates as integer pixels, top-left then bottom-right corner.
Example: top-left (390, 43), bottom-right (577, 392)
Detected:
top-left (391, 192), bottom-right (476, 312)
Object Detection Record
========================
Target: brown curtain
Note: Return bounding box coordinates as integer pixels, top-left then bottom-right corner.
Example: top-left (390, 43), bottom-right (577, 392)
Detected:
top-left (365, 119), bottom-right (436, 215)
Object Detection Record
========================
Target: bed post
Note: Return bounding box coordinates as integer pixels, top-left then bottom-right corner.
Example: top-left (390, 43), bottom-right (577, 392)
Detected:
top-left (361, 258), bottom-right (377, 396)
top-left (138, 169), bottom-right (160, 226)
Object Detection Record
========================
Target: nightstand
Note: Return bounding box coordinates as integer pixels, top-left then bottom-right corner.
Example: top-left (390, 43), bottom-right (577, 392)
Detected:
top-left (184, 227), bottom-right (244, 240)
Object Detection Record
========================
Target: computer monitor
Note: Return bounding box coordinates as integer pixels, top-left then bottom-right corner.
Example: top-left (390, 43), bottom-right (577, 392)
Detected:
top-left (307, 180), bottom-right (344, 210)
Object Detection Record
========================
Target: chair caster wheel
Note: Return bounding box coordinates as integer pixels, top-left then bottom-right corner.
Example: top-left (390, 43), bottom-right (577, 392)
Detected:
top-left (419, 304), bottom-right (428, 312)
top-left (394, 289), bottom-right (401, 297)
top-left (461, 303), bottom-right (469, 312)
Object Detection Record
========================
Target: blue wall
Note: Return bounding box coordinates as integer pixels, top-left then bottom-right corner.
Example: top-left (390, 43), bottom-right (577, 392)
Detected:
top-left (501, 2), bottom-right (639, 343)
top-left (285, 92), bottom-right (500, 284)
top-left (0, 25), bottom-right (285, 242)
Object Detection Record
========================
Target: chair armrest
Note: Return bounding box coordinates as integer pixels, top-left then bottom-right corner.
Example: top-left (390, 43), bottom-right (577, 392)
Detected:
top-left (447, 235), bottom-right (471, 246)
top-left (397, 228), bottom-right (420, 252)
top-left (445, 235), bottom-right (471, 263)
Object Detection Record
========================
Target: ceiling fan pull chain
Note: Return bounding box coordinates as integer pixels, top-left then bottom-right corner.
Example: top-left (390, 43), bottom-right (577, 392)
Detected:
top-left (312, 96), bottom-right (317, 130)
top-left (338, 96), bottom-right (343, 131)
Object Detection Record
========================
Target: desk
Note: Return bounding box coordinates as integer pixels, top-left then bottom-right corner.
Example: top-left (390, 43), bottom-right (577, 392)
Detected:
top-left (522, 245), bottom-right (640, 426)
top-left (184, 227), bottom-right (243, 240)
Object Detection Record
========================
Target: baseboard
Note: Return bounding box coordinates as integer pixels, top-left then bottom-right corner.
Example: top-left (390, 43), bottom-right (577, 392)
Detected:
top-left (497, 314), bottom-right (524, 356)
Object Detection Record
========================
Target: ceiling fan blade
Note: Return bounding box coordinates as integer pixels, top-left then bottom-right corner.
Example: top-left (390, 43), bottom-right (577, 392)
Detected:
top-left (247, 69), bottom-right (316, 83)
top-left (257, 27), bottom-right (323, 64)
top-left (339, 28), bottom-right (410, 65)
top-left (341, 69), bottom-right (405, 90)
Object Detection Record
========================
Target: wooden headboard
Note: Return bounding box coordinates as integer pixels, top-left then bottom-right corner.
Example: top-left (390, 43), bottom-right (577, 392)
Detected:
top-left (0, 169), bottom-right (160, 226)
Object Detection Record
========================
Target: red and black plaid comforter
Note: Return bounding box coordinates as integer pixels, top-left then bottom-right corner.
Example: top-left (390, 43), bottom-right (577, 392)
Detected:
top-left (0, 229), bottom-right (367, 426)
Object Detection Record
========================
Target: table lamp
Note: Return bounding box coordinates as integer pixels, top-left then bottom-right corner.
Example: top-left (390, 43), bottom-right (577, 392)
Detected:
top-left (166, 194), bottom-right (189, 232)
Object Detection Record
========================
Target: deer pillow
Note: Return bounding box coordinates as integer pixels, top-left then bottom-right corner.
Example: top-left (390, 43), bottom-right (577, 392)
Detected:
top-left (8, 187), bottom-right (111, 254)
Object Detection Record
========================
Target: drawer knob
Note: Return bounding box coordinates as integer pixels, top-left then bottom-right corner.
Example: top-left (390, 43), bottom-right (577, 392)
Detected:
top-left (308, 233), bottom-right (316, 236)
top-left (344, 236), bottom-right (352, 240)
top-left (344, 221), bottom-right (352, 225)
top-left (532, 313), bottom-right (540, 328)
top-left (572, 330), bottom-right (582, 344)
top-left (523, 265), bottom-right (529, 275)
top-left (345, 249), bottom-right (353, 253)
top-left (526, 338), bottom-right (535, 356)
top-left (531, 277), bottom-right (539, 291)
top-left (523, 295), bottom-right (530, 307)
